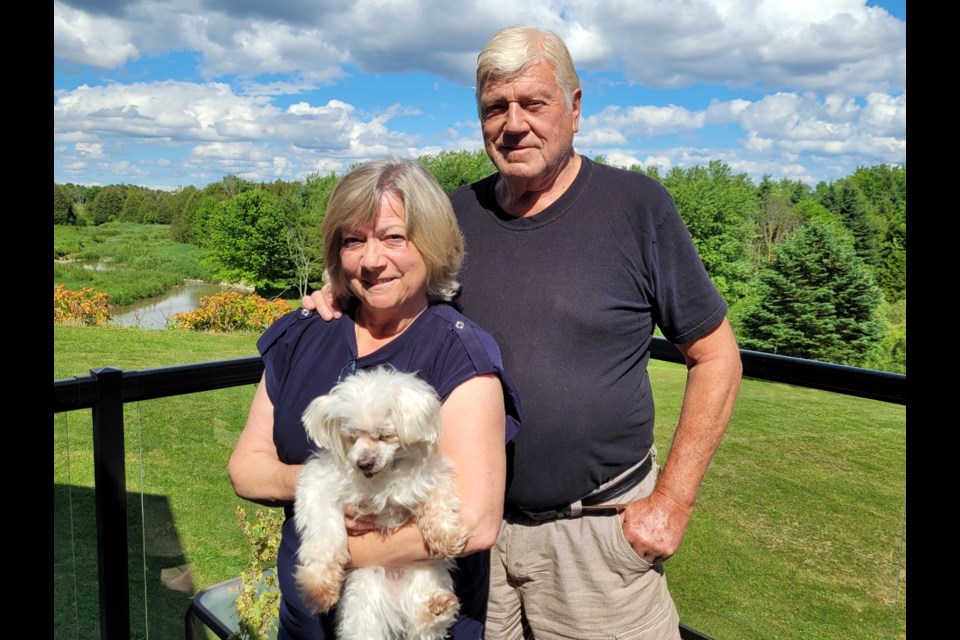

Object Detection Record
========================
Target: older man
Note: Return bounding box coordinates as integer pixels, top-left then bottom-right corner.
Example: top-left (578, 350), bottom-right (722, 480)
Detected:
top-left (308, 25), bottom-right (741, 640)
top-left (459, 24), bottom-right (745, 639)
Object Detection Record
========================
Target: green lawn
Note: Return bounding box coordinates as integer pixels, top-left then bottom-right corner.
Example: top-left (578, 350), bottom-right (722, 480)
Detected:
top-left (53, 324), bottom-right (906, 639)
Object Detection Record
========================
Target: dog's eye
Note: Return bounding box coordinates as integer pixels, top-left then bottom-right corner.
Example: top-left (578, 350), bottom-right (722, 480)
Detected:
top-left (379, 433), bottom-right (399, 444)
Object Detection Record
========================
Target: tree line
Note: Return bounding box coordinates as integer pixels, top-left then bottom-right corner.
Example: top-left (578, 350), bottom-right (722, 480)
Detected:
top-left (54, 150), bottom-right (906, 372)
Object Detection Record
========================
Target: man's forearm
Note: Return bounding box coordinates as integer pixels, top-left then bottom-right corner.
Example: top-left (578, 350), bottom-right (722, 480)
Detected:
top-left (655, 318), bottom-right (742, 511)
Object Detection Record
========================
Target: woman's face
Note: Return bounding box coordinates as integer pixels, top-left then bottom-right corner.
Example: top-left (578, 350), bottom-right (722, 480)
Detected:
top-left (340, 194), bottom-right (429, 321)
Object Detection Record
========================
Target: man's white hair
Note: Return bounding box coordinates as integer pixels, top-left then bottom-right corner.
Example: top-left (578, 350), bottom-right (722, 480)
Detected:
top-left (475, 25), bottom-right (580, 115)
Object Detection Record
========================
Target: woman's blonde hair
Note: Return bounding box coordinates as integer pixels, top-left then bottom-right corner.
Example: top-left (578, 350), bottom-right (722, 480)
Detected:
top-left (322, 158), bottom-right (465, 303)
top-left (476, 25), bottom-right (580, 114)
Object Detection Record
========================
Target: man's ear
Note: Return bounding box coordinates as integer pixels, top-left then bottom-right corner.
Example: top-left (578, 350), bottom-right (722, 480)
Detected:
top-left (571, 88), bottom-right (582, 133)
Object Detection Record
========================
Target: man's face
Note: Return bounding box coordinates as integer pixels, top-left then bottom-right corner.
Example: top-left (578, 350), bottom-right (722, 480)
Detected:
top-left (479, 61), bottom-right (581, 188)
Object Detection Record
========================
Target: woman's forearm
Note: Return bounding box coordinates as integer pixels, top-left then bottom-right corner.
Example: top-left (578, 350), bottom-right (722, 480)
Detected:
top-left (229, 450), bottom-right (303, 507)
top-left (228, 376), bottom-right (303, 506)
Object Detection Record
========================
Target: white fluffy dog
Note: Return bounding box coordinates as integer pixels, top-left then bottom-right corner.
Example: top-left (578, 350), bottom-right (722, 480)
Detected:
top-left (294, 366), bottom-right (469, 640)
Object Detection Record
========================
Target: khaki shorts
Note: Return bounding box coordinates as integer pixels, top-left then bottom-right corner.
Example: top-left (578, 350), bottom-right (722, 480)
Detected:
top-left (485, 455), bottom-right (681, 640)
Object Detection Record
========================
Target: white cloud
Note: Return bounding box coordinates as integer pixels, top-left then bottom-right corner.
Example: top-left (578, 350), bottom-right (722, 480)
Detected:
top-left (107, 159), bottom-right (146, 178)
top-left (54, 1), bottom-right (139, 68)
top-left (576, 0), bottom-right (905, 93)
top-left (704, 99), bottom-right (752, 123)
top-left (53, 78), bottom-right (429, 184)
top-left (75, 142), bottom-right (104, 157)
top-left (736, 91), bottom-right (906, 159)
top-left (52, 0), bottom-right (905, 186)
top-left (54, 0), bottom-right (904, 94)
top-left (54, 81), bottom-right (417, 153)
top-left (861, 92), bottom-right (907, 134)
top-left (580, 104), bottom-right (707, 145)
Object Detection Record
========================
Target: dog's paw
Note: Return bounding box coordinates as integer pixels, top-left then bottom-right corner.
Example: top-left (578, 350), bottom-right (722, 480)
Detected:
top-left (420, 518), bottom-right (469, 559)
top-left (295, 563), bottom-right (345, 613)
top-left (427, 591), bottom-right (459, 617)
top-left (409, 591), bottom-right (460, 640)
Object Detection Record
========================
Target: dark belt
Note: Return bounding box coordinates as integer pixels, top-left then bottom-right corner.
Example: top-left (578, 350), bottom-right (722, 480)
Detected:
top-left (515, 454), bottom-right (653, 521)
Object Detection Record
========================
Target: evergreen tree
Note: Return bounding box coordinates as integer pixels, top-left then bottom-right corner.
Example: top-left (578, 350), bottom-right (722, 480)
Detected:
top-left (88, 186), bottom-right (127, 225)
top-left (119, 186), bottom-right (147, 222)
top-left (740, 223), bottom-right (885, 366)
top-left (169, 186), bottom-right (201, 243)
top-left (817, 178), bottom-right (886, 274)
top-left (880, 204), bottom-right (906, 301)
top-left (848, 165), bottom-right (907, 303)
top-left (143, 190), bottom-right (174, 224)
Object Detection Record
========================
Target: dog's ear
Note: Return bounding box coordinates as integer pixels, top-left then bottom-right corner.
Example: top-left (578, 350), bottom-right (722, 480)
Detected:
top-left (302, 394), bottom-right (343, 454)
top-left (392, 374), bottom-right (443, 451)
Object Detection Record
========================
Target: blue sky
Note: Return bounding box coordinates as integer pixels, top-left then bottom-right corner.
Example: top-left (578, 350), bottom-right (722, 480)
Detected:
top-left (54, 0), bottom-right (906, 190)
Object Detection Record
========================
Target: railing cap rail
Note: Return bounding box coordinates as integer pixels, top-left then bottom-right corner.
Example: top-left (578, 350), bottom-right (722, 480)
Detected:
top-left (54, 338), bottom-right (905, 413)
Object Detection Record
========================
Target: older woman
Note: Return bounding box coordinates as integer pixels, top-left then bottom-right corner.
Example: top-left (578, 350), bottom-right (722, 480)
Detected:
top-left (228, 158), bottom-right (520, 640)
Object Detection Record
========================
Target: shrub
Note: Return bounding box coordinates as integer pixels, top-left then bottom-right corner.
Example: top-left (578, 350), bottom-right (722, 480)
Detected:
top-left (54, 284), bottom-right (112, 326)
top-left (233, 506), bottom-right (282, 640)
top-left (168, 291), bottom-right (289, 333)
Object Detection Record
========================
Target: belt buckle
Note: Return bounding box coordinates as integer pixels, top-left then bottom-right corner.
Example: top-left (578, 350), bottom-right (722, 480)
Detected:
top-left (521, 508), bottom-right (564, 521)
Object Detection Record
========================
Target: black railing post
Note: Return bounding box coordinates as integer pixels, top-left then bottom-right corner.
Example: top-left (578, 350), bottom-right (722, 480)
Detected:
top-left (90, 367), bottom-right (130, 640)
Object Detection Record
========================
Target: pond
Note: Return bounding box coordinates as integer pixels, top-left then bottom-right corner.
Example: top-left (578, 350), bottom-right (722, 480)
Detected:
top-left (110, 282), bottom-right (234, 330)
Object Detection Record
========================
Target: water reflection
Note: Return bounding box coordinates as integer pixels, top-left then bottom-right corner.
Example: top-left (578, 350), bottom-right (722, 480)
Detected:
top-left (110, 282), bottom-right (232, 330)
top-left (83, 259), bottom-right (113, 271)
top-left (56, 258), bottom-right (114, 271)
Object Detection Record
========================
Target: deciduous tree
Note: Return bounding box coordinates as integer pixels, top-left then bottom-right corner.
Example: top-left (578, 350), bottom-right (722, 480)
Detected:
top-left (207, 189), bottom-right (295, 290)
top-left (54, 183), bottom-right (75, 225)
top-left (662, 161), bottom-right (757, 302)
top-left (418, 150), bottom-right (495, 193)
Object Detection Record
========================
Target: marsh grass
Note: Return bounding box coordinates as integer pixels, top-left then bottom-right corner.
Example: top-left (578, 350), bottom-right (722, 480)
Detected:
top-left (53, 325), bottom-right (906, 639)
top-left (54, 223), bottom-right (217, 305)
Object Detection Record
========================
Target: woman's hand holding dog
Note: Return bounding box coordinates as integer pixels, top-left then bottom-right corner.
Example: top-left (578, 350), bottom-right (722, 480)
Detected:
top-left (343, 507), bottom-right (380, 536)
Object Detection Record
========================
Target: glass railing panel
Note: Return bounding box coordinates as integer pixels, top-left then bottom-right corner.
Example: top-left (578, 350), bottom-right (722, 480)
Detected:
top-left (54, 384), bottom-right (260, 640)
top-left (649, 360), bottom-right (906, 640)
top-left (54, 408), bottom-right (100, 639)
top-left (135, 385), bottom-right (259, 639)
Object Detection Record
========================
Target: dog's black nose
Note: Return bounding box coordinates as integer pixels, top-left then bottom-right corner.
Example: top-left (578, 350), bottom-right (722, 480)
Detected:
top-left (358, 461), bottom-right (376, 474)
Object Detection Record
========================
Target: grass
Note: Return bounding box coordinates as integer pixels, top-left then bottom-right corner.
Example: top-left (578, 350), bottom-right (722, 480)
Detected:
top-left (53, 325), bottom-right (906, 640)
top-left (651, 363), bottom-right (906, 639)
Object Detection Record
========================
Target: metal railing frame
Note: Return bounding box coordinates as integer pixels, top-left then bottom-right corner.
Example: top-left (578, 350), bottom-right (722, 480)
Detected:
top-left (52, 338), bottom-right (906, 640)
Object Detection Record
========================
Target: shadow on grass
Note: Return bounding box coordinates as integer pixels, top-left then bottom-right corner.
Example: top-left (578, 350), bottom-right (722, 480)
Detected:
top-left (54, 483), bottom-right (196, 640)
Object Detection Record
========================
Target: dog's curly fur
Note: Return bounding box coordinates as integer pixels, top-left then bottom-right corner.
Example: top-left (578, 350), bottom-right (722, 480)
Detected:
top-left (294, 366), bottom-right (469, 640)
